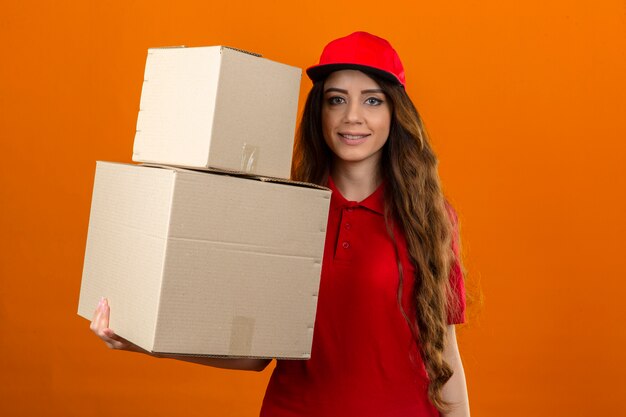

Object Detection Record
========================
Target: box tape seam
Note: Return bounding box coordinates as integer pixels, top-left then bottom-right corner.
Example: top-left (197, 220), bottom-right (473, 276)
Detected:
top-left (229, 316), bottom-right (255, 356)
top-left (240, 143), bottom-right (259, 174)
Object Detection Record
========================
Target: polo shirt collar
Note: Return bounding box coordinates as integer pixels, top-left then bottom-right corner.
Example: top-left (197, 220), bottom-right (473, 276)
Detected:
top-left (328, 176), bottom-right (385, 215)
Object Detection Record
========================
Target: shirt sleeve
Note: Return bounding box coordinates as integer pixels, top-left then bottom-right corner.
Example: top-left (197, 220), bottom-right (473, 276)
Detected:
top-left (446, 203), bottom-right (466, 325)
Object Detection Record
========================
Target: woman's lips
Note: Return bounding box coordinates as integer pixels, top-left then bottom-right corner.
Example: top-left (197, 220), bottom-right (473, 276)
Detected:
top-left (338, 133), bottom-right (370, 144)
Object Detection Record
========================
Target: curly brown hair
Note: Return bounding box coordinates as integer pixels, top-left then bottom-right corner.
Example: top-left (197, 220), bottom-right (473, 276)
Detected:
top-left (291, 73), bottom-right (463, 412)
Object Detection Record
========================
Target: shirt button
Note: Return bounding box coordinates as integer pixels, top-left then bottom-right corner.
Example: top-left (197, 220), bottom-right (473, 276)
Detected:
top-left (346, 207), bottom-right (354, 212)
top-left (345, 223), bottom-right (351, 230)
top-left (342, 241), bottom-right (350, 249)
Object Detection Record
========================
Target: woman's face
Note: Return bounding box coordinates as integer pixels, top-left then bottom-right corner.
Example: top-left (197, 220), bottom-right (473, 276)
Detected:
top-left (321, 70), bottom-right (391, 171)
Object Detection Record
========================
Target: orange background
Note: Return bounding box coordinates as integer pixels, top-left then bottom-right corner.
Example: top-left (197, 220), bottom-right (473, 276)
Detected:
top-left (2, 1), bottom-right (625, 416)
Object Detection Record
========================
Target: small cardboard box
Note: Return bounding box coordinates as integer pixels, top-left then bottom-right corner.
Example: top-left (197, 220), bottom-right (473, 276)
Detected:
top-left (132, 46), bottom-right (301, 179)
top-left (78, 162), bottom-right (330, 358)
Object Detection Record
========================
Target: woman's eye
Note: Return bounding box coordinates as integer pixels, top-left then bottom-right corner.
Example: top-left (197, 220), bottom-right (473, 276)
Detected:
top-left (365, 97), bottom-right (383, 106)
top-left (327, 96), bottom-right (346, 105)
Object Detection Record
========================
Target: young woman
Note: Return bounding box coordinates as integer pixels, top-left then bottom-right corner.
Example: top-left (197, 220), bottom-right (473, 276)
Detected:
top-left (91, 31), bottom-right (470, 416)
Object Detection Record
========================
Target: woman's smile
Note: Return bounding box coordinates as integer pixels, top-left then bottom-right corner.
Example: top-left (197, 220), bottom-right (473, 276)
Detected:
top-left (338, 132), bottom-right (371, 144)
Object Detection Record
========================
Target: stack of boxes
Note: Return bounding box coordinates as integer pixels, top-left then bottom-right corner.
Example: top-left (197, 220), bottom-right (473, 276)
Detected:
top-left (77, 46), bottom-right (331, 359)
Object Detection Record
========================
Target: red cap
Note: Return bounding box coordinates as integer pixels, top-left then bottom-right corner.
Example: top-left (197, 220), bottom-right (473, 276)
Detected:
top-left (306, 32), bottom-right (406, 87)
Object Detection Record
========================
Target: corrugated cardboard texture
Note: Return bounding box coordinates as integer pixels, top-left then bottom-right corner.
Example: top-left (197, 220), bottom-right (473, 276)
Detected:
top-left (132, 46), bottom-right (301, 179)
top-left (135, 47), bottom-right (220, 167)
top-left (208, 47), bottom-right (300, 177)
top-left (78, 162), bottom-right (175, 350)
top-left (78, 162), bottom-right (330, 358)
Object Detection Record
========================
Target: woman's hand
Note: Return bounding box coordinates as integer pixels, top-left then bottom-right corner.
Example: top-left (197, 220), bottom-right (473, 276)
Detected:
top-left (90, 298), bottom-right (148, 354)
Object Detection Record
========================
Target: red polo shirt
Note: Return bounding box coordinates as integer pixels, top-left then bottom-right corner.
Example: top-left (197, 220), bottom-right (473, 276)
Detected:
top-left (260, 178), bottom-right (465, 417)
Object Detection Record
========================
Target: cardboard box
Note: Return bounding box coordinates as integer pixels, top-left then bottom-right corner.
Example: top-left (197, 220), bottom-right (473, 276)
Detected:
top-left (132, 46), bottom-right (301, 179)
top-left (78, 162), bottom-right (330, 358)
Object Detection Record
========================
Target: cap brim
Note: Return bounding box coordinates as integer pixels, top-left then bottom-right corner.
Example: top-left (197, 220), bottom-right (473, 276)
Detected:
top-left (306, 63), bottom-right (403, 86)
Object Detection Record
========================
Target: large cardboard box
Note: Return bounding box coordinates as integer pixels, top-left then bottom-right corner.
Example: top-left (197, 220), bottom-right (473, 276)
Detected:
top-left (132, 46), bottom-right (301, 179)
top-left (78, 162), bottom-right (330, 358)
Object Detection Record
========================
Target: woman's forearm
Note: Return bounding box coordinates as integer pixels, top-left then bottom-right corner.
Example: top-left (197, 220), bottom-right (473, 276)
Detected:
top-left (441, 325), bottom-right (470, 417)
top-left (151, 353), bottom-right (272, 371)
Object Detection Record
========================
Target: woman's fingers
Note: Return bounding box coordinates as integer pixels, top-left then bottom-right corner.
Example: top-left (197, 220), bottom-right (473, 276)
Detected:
top-left (102, 328), bottom-right (132, 350)
top-left (90, 298), bottom-right (118, 346)
top-left (91, 298), bottom-right (110, 334)
top-left (89, 298), bottom-right (147, 353)
top-left (98, 299), bottom-right (111, 331)
top-left (89, 298), bottom-right (105, 332)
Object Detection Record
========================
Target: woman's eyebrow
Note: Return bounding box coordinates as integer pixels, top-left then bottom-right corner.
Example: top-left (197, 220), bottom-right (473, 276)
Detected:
top-left (324, 87), bottom-right (348, 94)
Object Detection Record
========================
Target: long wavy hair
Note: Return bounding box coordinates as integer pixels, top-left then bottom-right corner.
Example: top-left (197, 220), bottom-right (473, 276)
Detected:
top-left (291, 72), bottom-right (463, 411)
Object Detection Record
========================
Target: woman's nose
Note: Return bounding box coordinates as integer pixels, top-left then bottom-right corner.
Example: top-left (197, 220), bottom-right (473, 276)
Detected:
top-left (343, 101), bottom-right (363, 124)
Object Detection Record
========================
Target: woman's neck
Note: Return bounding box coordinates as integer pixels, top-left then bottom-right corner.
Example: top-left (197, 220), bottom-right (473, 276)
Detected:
top-left (330, 160), bottom-right (383, 202)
